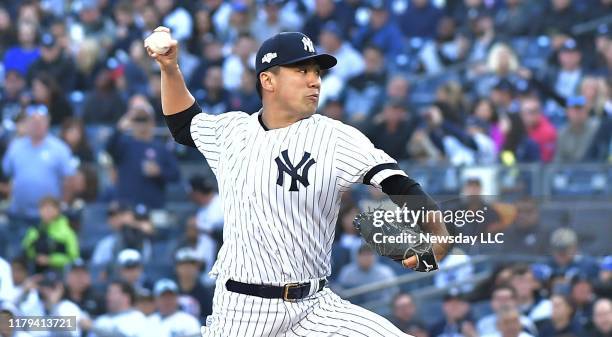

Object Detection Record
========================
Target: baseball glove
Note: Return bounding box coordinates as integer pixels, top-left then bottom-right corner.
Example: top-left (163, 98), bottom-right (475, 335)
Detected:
top-left (353, 207), bottom-right (438, 272)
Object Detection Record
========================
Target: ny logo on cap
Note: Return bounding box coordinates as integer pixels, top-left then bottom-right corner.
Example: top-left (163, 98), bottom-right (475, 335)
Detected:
top-left (262, 52), bottom-right (277, 64)
top-left (302, 36), bottom-right (314, 53)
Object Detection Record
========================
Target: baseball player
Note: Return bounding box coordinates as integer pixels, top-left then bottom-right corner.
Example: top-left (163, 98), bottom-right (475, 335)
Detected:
top-left (146, 27), bottom-right (450, 337)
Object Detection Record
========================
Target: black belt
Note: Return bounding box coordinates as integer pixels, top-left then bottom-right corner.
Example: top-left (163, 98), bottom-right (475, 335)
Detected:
top-left (225, 279), bottom-right (327, 302)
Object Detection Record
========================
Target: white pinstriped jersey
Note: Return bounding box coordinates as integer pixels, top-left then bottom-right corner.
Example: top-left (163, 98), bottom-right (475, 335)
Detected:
top-left (190, 110), bottom-right (406, 285)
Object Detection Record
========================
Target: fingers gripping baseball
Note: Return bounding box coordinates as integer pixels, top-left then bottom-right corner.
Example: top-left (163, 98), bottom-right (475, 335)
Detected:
top-left (144, 26), bottom-right (179, 69)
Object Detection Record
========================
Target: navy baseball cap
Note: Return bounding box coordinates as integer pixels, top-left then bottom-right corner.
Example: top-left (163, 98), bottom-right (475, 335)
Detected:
top-left (255, 32), bottom-right (337, 77)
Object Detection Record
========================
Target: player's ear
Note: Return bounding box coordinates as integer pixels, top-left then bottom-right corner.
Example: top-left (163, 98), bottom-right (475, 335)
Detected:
top-left (260, 71), bottom-right (275, 93)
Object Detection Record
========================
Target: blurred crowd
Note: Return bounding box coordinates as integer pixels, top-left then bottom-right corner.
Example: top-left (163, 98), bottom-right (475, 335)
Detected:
top-left (0, 0), bottom-right (611, 337)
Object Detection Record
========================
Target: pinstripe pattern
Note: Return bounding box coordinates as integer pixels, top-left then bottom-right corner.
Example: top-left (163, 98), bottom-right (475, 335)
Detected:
top-left (191, 110), bottom-right (410, 336)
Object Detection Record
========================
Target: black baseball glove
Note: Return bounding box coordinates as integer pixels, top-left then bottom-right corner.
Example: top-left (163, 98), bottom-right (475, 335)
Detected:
top-left (353, 207), bottom-right (438, 272)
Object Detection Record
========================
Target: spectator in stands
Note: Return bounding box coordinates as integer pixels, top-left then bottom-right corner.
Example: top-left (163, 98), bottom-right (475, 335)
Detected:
top-left (381, 75), bottom-right (411, 115)
top-left (429, 288), bottom-right (476, 337)
top-left (587, 298), bottom-right (612, 337)
top-left (79, 280), bottom-right (148, 337)
top-left (109, 1), bottom-right (141, 55)
top-left (189, 174), bottom-right (223, 236)
top-left (195, 66), bottom-right (231, 116)
top-left (2, 103), bottom-right (76, 228)
top-left (116, 249), bottom-right (153, 293)
top-left (123, 41), bottom-right (153, 98)
top-left (26, 33), bottom-right (76, 92)
top-left (149, 279), bottom-right (201, 337)
top-left (471, 99), bottom-right (502, 153)
top-left (22, 197), bottom-right (79, 273)
top-left (548, 228), bottom-right (600, 280)
top-left (336, 244), bottom-right (398, 306)
top-left (499, 113), bottom-right (541, 164)
top-left (539, 0), bottom-right (584, 36)
top-left (466, 11), bottom-right (498, 65)
top-left (595, 33), bottom-right (612, 78)
top-left (29, 73), bottom-right (73, 126)
top-left (436, 82), bottom-right (469, 124)
top-left (585, 87), bottom-right (611, 162)
top-left (352, 0), bottom-right (404, 60)
top-left (301, 0), bottom-right (349, 45)
top-left (0, 257), bottom-right (14, 302)
top-left (335, 204), bottom-right (362, 261)
top-left (366, 99), bottom-right (417, 161)
top-left (509, 265), bottom-right (552, 324)
top-left (520, 97), bottom-right (557, 162)
top-left (189, 38), bottom-right (225, 93)
top-left (594, 256), bottom-right (612, 298)
top-left (107, 102), bottom-right (180, 209)
top-left (555, 96), bottom-right (600, 162)
top-left (342, 45), bottom-right (387, 123)
top-left (155, 0), bottom-right (192, 43)
top-left (228, 68), bottom-right (261, 114)
top-left (451, 178), bottom-right (501, 240)
top-left (494, 0), bottom-right (532, 37)
top-left (75, 39), bottom-right (104, 91)
top-left (0, 301), bottom-right (31, 337)
top-left (570, 275), bottom-right (596, 331)
top-left (318, 22), bottom-right (365, 81)
top-left (0, 6), bottom-right (17, 57)
top-left (477, 285), bottom-right (538, 336)
top-left (82, 68), bottom-right (127, 125)
top-left (174, 247), bottom-right (213, 321)
top-left (546, 39), bottom-right (584, 102)
top-left (482, 308), bottom-right (536, 337)
top-left (321, 97), bottom-right (344, 121)
top-left (222, 34), bottom-right (256, 91)
top-left (64, 258), bottom-right (104, 317)
top-left (580, 76), bottom-right (608, 117)
top-left (390, 293), bottom-right (422, 332)
top-left (398, 0), bottom-right (443, 39)
top-left (490, 78), bottom-right (521, 116)
top-left (70, 0), bottom-right (115, 48)
top-left (250, 0), bottom-right (291, 44)
top-left (502, 197), bottom-right (549, 255)
top-left (2, 21), bottom-right (40, 77)
top-left (537, 294), bottom-right (583, 337)
top-left (59, 118), bottom-right (95, 164)
top-left (134, 288), bottom-right (156, 317)
top-left (20, 271), bottom-right (82, 337)
top-left (91, 202), bottom-right (153, 270)
top-left (418, 16), bottom-right (470, 75)
top-left (0, 70), bottom-right (26, 130)
top-left (6, 258), bottom-right (28, 304)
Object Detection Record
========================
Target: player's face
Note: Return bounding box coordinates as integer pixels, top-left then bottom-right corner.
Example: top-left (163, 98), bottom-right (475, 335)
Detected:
top-left (275, 62), bottom-right (322, 117)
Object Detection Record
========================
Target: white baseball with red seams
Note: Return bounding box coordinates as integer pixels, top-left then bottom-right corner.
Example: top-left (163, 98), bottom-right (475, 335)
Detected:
top-left (145, 30), bottom-right (171, 54)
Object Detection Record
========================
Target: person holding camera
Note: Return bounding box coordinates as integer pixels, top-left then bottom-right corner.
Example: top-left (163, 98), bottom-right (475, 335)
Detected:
top-left (105, 100), bottom-right (180, 210)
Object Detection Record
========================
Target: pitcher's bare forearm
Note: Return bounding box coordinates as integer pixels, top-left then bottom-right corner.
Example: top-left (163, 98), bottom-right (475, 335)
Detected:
top-left (161, 65), bottom-right (195, 116)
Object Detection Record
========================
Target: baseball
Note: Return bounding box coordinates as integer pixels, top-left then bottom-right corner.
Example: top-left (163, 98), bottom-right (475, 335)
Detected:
top-left (145, 30), bottom-right (171, 55)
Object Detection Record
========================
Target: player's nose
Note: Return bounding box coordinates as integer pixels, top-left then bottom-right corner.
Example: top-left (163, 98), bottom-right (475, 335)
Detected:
top-left (307, 73), bottom-right (321, 89)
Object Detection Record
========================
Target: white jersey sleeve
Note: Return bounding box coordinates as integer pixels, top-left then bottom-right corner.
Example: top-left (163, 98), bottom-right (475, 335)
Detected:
top-left (190, 111), bottom-right (249, 175)
top-left (334, 122), bottom-right (407, 188)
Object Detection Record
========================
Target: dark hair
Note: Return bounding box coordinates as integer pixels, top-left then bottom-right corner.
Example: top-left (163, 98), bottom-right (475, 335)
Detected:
top-left (33, 72), bottom-right (63, 101)
top-left (503, 114), bottom-right (528, 153)
top-left (110, 279), bottom-right (136, 305)
top-left (471, 98), bottom-right (499, 123)
top-left (492, 284), bottom-right (517, 299)
top-left (60, 117), bottom-right (91, 152)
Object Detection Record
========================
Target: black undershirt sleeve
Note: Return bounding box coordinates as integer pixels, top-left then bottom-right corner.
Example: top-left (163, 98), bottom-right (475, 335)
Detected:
top-left (163, 101), bottom-right (201, 148)
top-left (379, 174), bottom-right (439, 212)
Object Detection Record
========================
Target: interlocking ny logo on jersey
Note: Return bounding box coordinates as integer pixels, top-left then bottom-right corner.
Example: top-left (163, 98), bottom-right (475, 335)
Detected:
top-left (275, 150), bottom-right (316, 191)
top-left (302, 36), bottom-right (315, 53)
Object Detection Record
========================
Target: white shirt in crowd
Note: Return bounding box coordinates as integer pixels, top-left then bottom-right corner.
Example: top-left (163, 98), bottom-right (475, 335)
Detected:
top-left (148, 310), bottom-right (201, 337)
top-left (89, 309), bottom-right (148, 337)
